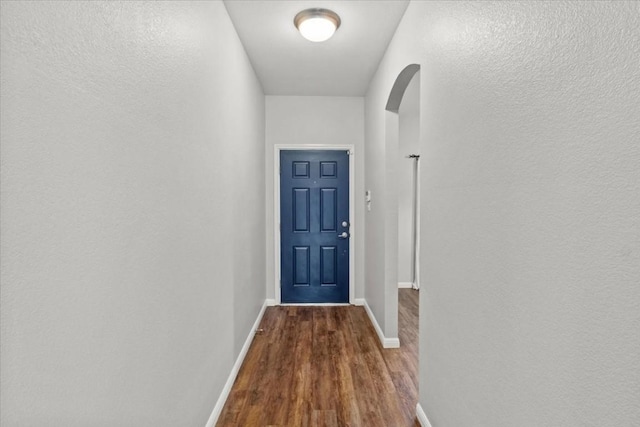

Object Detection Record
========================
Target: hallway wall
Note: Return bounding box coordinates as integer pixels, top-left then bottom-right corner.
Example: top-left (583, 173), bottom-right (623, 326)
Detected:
top-left (0, 2), bottom-right (265, 426)
top-left (365, 1), bottom-right (640, 426)
top-left (265, 96), bottom-right (365, 302)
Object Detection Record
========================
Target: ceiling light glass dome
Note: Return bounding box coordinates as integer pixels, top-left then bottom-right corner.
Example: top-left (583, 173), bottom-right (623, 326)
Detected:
top-left (294, 8), bottom-right (341, 43)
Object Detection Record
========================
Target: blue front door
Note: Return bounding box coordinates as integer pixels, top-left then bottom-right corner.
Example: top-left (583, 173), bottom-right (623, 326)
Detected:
top-left (280, 150), bottom-right (350, 303)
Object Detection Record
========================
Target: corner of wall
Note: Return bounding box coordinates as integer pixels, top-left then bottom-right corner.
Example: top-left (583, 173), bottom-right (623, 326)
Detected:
top-left (416, 403), bottom-right (433, 427)
top-left (205, 299), bottom-right (269, 427)
top-left (362, 299), bottom-right (400, 349)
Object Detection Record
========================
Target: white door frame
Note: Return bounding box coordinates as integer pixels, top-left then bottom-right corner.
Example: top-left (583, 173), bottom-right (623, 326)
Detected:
top-left (274, 144), bottom-right (356, 305)
top-left (413, 156), bottom-right (421, 290)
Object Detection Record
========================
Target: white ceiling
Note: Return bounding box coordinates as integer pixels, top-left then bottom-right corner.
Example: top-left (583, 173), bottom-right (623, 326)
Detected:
top-left (223, 0), bottom-right (409, 96)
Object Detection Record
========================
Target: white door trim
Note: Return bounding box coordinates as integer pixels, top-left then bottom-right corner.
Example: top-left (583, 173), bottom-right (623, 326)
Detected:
top-left (274, 144), bottom-right (356, 305)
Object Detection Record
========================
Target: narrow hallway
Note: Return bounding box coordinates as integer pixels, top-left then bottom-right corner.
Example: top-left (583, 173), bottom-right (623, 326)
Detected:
top-left (2, 2), bottom-right (638, 426)
top-left (217, 289), bottom-right (419, 427)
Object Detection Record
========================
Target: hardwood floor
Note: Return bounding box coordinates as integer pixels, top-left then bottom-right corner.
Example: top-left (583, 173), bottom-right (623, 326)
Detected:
top-left (217, 289), bottom-right (420, 427)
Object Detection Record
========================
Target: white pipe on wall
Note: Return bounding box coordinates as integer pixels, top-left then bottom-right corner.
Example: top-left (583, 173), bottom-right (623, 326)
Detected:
top-left (406, 154), bottom-right (420, 290)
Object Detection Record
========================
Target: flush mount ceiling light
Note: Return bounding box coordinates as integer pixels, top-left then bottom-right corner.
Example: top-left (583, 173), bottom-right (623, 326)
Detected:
top-left (294, 8), bottom-right (341, 42)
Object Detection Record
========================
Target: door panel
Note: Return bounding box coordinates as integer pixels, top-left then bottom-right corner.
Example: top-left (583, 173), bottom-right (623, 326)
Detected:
top-left (320, 188), bottom-right (337, 232)
top-left (293, 189), bottom-right (310, 232)
top-left (293, 246), bottom-right (310, 286)
top-left (280, 150), bottom-right (349, 303)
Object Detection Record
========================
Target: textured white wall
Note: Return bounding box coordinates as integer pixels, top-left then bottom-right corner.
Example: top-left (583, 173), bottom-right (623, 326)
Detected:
top-left (366, 1), bottom-right (640, 425)
top-left (265, 96), bottom-right (365, 302)
top-left (397, 74), bottom-right (420, 285)
top-left (0, 2), bottom-right (265, 426)
top-left (364, 92), bottom-right (387, 336)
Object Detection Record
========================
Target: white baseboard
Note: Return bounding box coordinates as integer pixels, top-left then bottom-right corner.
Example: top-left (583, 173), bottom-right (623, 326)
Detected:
top-left (398, 282), bottom-right (413, 288)
top-left (265, 298), bottom-right (277, 306)
top-left (205, 300), bottom-right (269, 427)
top-left (353, 298), bottom-right (365, 306)
top-left (280, 303), bottom-right (351, 306)
top-left (416, 403), bottom-right (433, 427)
top-left (362, 300), bottom-right (400, 349)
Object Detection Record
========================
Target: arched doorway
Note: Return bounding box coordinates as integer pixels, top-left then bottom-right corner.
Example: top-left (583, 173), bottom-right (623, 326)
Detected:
top-left (384, 64), bottom-right (421, 349)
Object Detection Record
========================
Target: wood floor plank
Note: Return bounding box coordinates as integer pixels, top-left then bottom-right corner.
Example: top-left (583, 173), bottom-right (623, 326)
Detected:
top-left (311, 410), bottom-right (338, 427)
top-left (290, 316), bottom-right (312, 427)
top-left (216, 289), bottom-right (421, 427)
top-left (329, 328), bottom-right (361, 427)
